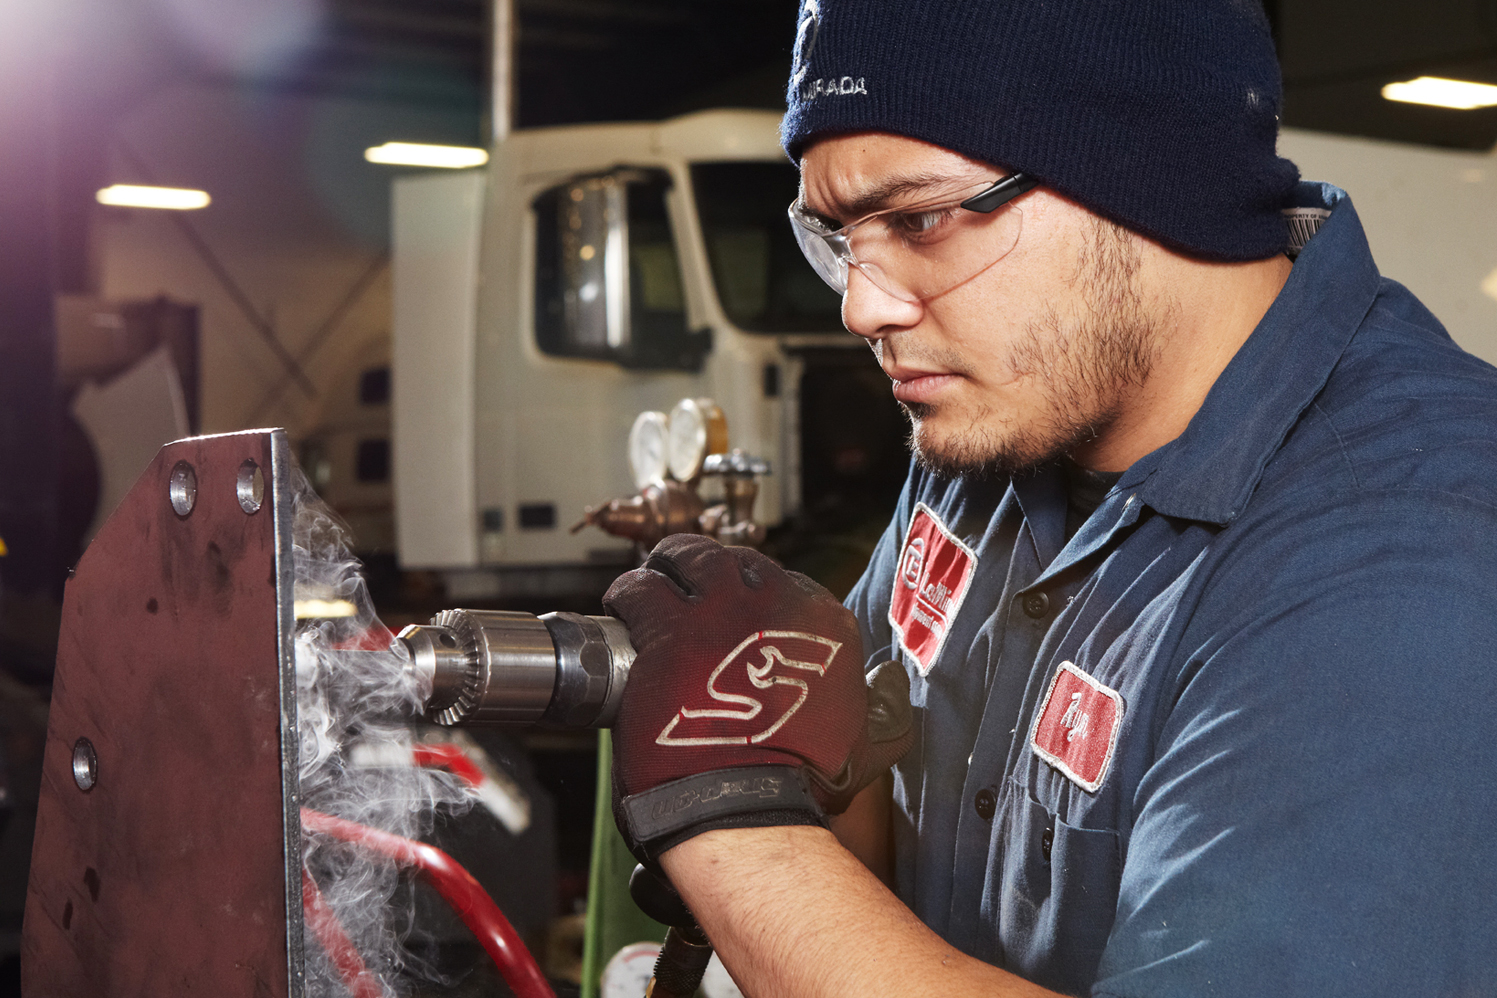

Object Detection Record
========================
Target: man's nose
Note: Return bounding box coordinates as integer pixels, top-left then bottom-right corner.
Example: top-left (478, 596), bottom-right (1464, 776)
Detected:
top-left (841, 265), bottom-right (922, 341)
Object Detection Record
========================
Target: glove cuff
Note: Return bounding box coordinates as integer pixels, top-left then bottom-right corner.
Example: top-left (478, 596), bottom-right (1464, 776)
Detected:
top-left (618, 765), bottom-right (827, 857)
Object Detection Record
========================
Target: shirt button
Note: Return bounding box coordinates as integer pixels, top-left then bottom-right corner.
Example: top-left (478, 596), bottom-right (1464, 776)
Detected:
top-left (974, 788), bottom-right (997, 821)
top-left (1022, 591), bottom-right (1050, 618)
top-left (1041, 824), bottom-right (1055, 862)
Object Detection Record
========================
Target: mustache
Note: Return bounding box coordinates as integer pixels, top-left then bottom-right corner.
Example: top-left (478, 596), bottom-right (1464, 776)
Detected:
top-left (873, 336), bottom-right (980, 381)
top-left (877, 334), bottom-right (1025, 391)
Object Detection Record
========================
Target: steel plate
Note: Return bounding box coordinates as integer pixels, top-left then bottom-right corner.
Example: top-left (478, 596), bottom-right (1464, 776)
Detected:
top-left (21, 430), bottom-right (302, 997)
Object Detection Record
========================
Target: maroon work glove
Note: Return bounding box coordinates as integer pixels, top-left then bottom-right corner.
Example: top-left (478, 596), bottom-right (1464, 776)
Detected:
top-left (604, 534), bottom-right (912, 863)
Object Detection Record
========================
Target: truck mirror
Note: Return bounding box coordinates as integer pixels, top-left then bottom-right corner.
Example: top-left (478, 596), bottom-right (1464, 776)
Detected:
top-left (562, 173), bottom-right (626, 353)
top-left (534, 167), bottom-right (702, 372)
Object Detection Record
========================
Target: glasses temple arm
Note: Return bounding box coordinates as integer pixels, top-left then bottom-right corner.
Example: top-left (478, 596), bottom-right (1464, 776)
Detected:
top-left (961, 173), bottom-right (1040, 213)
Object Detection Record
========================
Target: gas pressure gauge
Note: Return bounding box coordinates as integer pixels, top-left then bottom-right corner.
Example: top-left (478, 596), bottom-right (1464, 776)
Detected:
top-left (627, 410), bottom-right (670, 488)
top-left (667, 398), bottom-right (728, 482)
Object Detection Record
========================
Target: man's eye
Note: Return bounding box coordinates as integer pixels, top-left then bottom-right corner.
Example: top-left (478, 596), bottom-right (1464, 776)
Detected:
top-left (886, 207), bottom-right (959, 239)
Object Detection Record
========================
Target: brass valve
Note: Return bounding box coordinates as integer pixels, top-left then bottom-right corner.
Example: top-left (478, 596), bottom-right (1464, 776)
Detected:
top-left (572, 398), bottom-right (771, 549)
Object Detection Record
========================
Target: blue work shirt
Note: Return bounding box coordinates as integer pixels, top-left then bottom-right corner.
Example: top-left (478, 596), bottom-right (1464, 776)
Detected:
top-left (845, 182), bottom-right (1497, 997)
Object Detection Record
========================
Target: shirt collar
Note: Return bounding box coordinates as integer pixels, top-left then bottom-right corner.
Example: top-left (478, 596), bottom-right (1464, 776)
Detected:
top-left (1120, 182), bottom-right (1383, 526)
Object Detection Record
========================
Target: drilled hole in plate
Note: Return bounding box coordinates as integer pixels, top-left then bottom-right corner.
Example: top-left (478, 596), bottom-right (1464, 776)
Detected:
top-left (237, 460), bottom-right (265, 514)
top-left (169, 461), bottom-right (197, 517)
top-left (72, 738), bottom-right (97, 792)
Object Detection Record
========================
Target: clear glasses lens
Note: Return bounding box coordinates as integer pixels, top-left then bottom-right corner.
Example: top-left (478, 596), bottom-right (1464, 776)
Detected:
top-left (861, 205), bottom-right (1023, 302)
top-left (790, 215), bottom-right (847, 292)
top-left (789, 185), bottom-right (1025, 302)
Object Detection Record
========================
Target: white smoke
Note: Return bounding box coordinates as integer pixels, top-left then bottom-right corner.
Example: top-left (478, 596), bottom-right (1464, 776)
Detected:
top-left (290, 466), bottom-right (473, 996)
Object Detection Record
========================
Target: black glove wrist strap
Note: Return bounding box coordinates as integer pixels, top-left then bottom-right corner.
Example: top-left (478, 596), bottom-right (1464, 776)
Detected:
top-left (619, 765), bottom-right (826, 849)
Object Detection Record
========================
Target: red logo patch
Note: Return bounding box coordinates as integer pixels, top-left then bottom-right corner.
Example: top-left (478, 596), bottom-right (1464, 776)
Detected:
top-left (888, 504), bottom-right (977, 675)
top-left (1030, 662), bottom-right (1124, 792)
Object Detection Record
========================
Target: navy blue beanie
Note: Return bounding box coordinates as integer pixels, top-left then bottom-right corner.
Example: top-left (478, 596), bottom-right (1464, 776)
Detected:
top-left (781, 0), bottom-right (1300, 261)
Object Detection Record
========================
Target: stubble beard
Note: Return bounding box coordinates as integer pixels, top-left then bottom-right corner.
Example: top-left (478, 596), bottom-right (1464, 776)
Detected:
top-left (905, 217), bottom-right (1163, 479)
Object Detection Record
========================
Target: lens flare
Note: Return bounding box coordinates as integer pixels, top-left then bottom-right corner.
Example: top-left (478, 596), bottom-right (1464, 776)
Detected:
top-left (147, 0), bottom-right (323, 75)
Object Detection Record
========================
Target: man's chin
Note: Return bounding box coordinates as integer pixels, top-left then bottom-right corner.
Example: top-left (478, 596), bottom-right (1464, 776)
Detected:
top-left (906, 406), bottom-right (1003, 479)
top-left (904, 403), bottom-right (1058, 480)
top-left (911, 437), bottom-right (1008, 480)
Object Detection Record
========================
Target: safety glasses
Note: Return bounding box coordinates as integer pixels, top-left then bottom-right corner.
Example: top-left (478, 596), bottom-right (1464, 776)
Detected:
top-left (788, 172), bottom-right (1038, 302)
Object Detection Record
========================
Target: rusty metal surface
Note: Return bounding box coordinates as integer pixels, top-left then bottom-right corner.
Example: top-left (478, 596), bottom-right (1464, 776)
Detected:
top-left (22, 430), bottom-right (302, 998)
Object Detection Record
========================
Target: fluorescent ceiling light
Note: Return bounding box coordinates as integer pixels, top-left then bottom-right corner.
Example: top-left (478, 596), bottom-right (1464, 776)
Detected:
top-left (364, 142), bottom-right (489, 169)
top-left (1381, 76), bottom-right (1497, 110)
top-left (96, 184), bottom-right (211, 210)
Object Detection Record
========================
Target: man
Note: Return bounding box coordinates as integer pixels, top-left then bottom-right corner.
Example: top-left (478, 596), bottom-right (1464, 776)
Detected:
top-left (603, 1), bottom-right (1497, 995)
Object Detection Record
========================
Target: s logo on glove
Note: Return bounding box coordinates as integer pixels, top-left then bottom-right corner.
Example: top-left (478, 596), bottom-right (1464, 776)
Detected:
top-left (605, 535), bottom-right (909, 859)
top-left (656, 630), bottom-right (842, 747)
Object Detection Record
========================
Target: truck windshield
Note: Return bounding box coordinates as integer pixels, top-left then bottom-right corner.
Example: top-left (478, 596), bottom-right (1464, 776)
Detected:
top-left (691, 162), bottom-right (844, 333)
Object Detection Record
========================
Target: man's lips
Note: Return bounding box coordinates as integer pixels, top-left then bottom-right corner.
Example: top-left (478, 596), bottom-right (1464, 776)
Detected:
top-left (885, 365), bottom-right (961, 404)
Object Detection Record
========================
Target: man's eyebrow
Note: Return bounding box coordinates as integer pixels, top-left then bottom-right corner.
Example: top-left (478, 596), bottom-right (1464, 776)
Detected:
top-left (804, 172), bottom-right (971, 227)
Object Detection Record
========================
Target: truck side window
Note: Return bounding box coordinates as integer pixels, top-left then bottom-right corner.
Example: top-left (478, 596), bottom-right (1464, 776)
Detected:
top-left (534, 168), bottom-right (706, 370)
top-left (691, 161), bottom-right (843, 334)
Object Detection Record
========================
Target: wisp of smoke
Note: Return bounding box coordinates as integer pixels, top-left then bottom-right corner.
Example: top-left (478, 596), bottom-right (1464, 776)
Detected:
top-left (290, 466), bottom-right (473, 996)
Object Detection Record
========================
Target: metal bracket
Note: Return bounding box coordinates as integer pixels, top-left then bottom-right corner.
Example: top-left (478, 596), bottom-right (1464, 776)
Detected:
top-left (22, 430), bottom-right (303, 997)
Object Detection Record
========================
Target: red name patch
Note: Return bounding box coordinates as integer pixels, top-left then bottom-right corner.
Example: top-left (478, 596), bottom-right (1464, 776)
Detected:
top-left (1030, 662), bottom-right (1124, 792)
top-left (888, 504), bottom-right (977, 676)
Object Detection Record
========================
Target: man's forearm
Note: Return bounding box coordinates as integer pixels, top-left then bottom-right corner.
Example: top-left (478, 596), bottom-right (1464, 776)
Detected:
top-left (826, 772), bottom-right (893, 885)
top-left (659, 825), bottom-right (1065, 998)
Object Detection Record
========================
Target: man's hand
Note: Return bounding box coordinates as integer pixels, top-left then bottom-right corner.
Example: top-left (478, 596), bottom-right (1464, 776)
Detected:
top-left (604, 534), bottom-right (911, 864)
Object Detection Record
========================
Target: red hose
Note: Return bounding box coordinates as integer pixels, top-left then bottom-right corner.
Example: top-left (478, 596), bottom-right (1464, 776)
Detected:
top-left (301, 808), bottom-right (557, 998)
top-left (301, 868), bottom-right (388, 998)
top-left (411, 742), bottom-right (487, 789)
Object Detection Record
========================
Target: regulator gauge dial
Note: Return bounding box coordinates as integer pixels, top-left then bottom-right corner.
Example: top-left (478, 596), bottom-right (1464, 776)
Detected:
top-left (600, 943), bottom-right (659, 998)
top-left (599, 943), bottom-right (745, 998)
top-left (667, 398), bottom-right (728, 482)
top-left (627, 410), bottom-right (670, 489)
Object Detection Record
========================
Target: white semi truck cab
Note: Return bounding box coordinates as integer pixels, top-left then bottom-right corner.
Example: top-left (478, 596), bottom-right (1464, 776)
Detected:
top-left (392, 109), bottom-right (907, 593)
